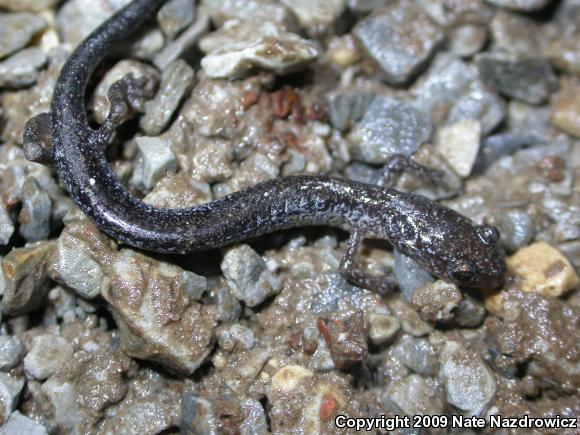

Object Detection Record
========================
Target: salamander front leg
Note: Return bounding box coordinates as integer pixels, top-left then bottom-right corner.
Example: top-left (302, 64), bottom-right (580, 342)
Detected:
top-left (381, 154), bottom-right (444, 187)
top-left (339, 230), bottom-right (397, 294)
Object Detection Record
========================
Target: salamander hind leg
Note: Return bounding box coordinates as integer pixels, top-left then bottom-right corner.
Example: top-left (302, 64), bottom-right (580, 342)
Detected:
top-left (339, 229), bottom-right (397, 294)
top-left (381, 154), bottom-right (444, 187)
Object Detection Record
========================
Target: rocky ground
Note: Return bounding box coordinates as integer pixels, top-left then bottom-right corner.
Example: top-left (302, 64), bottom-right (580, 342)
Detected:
top-left (0, 0), bottom-right (579, 434)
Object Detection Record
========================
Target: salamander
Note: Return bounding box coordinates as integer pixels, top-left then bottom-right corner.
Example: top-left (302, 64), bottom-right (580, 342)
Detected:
top-left (23, 0), bottom-right (506, 292)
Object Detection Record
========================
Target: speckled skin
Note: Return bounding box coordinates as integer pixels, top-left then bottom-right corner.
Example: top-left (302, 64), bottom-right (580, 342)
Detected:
top-left (25, 0), bottom-right (506, 290)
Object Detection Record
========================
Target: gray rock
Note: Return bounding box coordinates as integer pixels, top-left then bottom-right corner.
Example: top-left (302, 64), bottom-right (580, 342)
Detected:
top-left (416, 0), bottom-right (493, 27)
top-left (56, 0), bottom-right (129, 47)
top-left (392, 335), bottom-right (437, 375)
top-left (102, 250), bottom-right (216, 374)
top-left (181, 393), bottom-right (217, 435)
top-left (485, 0), bottom-right (552, 12)
top-left (221, 245), bottom-right (281, 307)
top-left (347, 0), bottom-right (390, 13)
top-left (476, 52), bottom-right (557, 105)
top-left (131, 136), bottom-right (177, 192)
top-left (348, 97), bottom-right (431, 164)
top-left (448, 24), bottom-right (487, 58)
top-left (367, 313), bottom-right (400, 346)
top-left (49, 220), bottom-right (114, 300)
top-left (383, 375), bottom-right (444, 416)
top-left (325, 89), bottom-right (374, 132)
top-left (0, 203), bottom-right (14, 246)
top-left (473, 132), bottom-right (538, 174)
top-left (216, 287), bottom-right (242, 323)
top-left (344, 162), bottom-right (381, 185)
top-left (0, 12), bottom-right (46, 60)
top-left (217, 324), bottom-right (255, 352)
top-left (18, 177), bottom-right (51, 242)
top-left (0, 48), bottom-right (47, 88)
top-left (2, 241), bottom-right (55, 315)
top-left (496, 209), bottom-right (535, 253)
top-left (394, 250), bottom-right (435, 301)
top-left (279, 0), bottom-right (345, 31)
top-left (0, 336), bottom-right (24, 371)
top-left (239, 398), bottom-right (268, 435)
top-left (0, 411), bottom-right (48, 435)
top-left (309, 338), bottom-right (335, 372)
top-left (157, 0), bottom-right (195, 39)
top-left (412, 280), bottom-right (462, 324)
top-left (439, 340), bottom-right (496, 416)
top-left (490, 10), bottom-right (544, 55)
top-left (452, 294), bottom-right (486, 327)
top-left (140, 60), bottom-right (194, 136)
top-left (0, 373), bottom-right (25, 425)
top-left (353, 2), bottom-right (444, 85)
top-left (23, 334), bottom-right (73, 380)
top-left (201, 22), bottom-right (319, 79)
top-left (154, 11), bottom-right (210, 70)
top-left (202, 0), bottom-right (296, 28)
top-left (0, 0), bottom-right (57, 12)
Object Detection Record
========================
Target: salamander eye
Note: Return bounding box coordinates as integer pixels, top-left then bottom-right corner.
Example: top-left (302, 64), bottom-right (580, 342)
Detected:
top-left (478, 225), bottom-right (500, 245)
top-left (449, 261), bottom-right (476, 283)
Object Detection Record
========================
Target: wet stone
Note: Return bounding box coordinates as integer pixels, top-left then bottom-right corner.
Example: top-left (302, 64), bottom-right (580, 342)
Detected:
top-left (412, 280), bottom-right (462, 324)
top-left (0, 373), bottom-right (25, 425)
top-left (309, 338), bottom-right (335, 372)
top-left (485, 0), bottom-right (553, 11)
top-left (348, 97), bottom-right (431, 164)
top-left (157, 0), bottom-right (195, 39)
top-left (353, 2), bottom-right (444, 85)
top-left (0, 48), bottom-right (47, 89)
top-left (131, 136), bottom-right (177, 192)
top-left (217, 324), bottom-right (255, 352)
top-left (436, 119), bottom-right (481, 178)
top-left (140, 60), bottom-right (194, 136)
top-left (452, 293), bottom-right (486, 327)
top-left (317, 312), bottom-right (368, 369)
top-left (0, 203), bottom-right (14, 246)
top-left (394, 250), bottom-right (435, 301)
top-left (0, 12), bottom-right (46, 60)
top-left (439, 340), bottom-right (496, 416)
top-left (392, 335), bottom-right (437, 376)
top-left (0, 336), bottom-right (24, 372)
top-left (221, 245), bottom-right (281, 307)
top-left (2, 241), bottom-right (55, 315)
top-left (23, 334), bottom-right (73, 380)
top-left (383, 375), bottom-right (444, 416)
top-left (476, 52), bottom-right (557, 105)
top-left (0, 411), bottom-right (48, 435)
top-left (18, 177), bottom-right (51, 242)
top-left (367, 313), bottom-right (400, 346)
top-left (325, 89), bottom-right (374, 132)
top-left (201, 22), bottom-right (319, 79)
top-left (496, 209), bottom-right (535, 252)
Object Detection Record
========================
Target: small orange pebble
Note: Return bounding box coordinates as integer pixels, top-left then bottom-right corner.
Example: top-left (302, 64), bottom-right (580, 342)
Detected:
top-left (320, 393), bottom-right (339, 421)
top-left (241, 91), bottom-right (259, 111)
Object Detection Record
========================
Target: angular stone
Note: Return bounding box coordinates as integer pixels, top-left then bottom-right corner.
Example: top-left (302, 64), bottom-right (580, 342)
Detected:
top-left (0, 203), bottom-right (14, 246)
top-left (18, 177), bottom-right (51, 241)
top-left (348, 96), bottom-right (431, 164)
top-left (490, 10), bottom-right (544, 55)
top-left (0, 48), bottom-right (47, 88)
top-left (384, 375), bottom-right (444, 416)
top-left (157, 0), bottom-right (195, 39)
top-left (0, 336), bottom-right (24, 372)
top-left (131, 137), bottom-right (177, 191)
top-left (325, 88), bottom-right (374, 132)
top-left (23, 334), bottom-right (74, 380)
top-left (0, 411), bottom-right (48, 435)
top-left (0, 373), bottom-right (25, 425)
top-left (279, 0), bottom-right (345, 30)
top-left (551, 78), bottom-right (580, 138)
top-left (0, 12), bottom-right (46, 60)
top-left (436, 119), bottom-right (481, 178)
top-left (0, 0), bottom-right (57, 12)
top-left (353, 2), bottom-right (444, 85)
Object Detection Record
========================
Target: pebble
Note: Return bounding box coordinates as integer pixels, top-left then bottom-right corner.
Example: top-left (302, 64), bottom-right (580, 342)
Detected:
top-left (367, 313), bottom-right (400, 346)
top-left (317, 312), bottom-right (368, 369)
top-left (353, 2), bottom-right (444, 85)
top-left (90, 59), bottom-right (160, 124)
top-left (546, 35), bottom-right (580, 77)
top-left (157, 0), bottom-right (195, 39)
top-left (203, 0), bottom-right (296, 28)
top-left (347, 0), bottom-right (390, 12)
top-left (383, 375), bottom-right (444, 416)
top-left (140, 60), bottom-right (194, 136)
top-left (49, 220), bottom-right (114, 300)
top-left (325, 89), bottom-right (374, 132)
top-left (496, 209), bottom-right (535, 252)
top-left (309, 338), bottom-right (335, 372)
top-left (217, 324), bottom-right (255, 352)
top-left (490, 10), bottom-right (544, 55)
top-left (154, 11), bottom-right (210, 69)
top-left (56, 0), bottom-right (129, 47)
top-left (411, 280), bottom-right (462, 323)
top-left (0, 411), bottom-right (48, 435)
top-left (452, 294), bottom-right (487, 327)
top-left (0, 373), bottom-right (25, 425)
top-left (239, 398), bottom-right (268, 435)
top-left (0, 0), bottom-right (58, 12)
top-left (507, 241), bottom-right (579, 297)
top-left (18, 177), bottom-right (52, 242)
top-left (1, 241), bottom-right (55, 315)
top-left (0, 12), bottom-right (46, 60)
top-left (439, 340), bottom-right (496, 416)
top-left (216, 286), bottom-right (242, 323)
top-left (40, 378), bottom-right (87, 433)
top-left (0, 203), bottom-right (14, 246)
top-left (201, 22), bottom-right (319, 79)
top-left (393, 250), bottom-right (435, 301)
top-left (448, 24), bottom-right (487, 58)
top-left (436, 119), bottom-right (481, 178)
top-left (103, 249), bottom-right (216, 374)
top-left (485, 0), bottom-right (552, 11)
top-left (388, 298), bottom-right (433, 337)
top-left (221, 245), bottom-right (281, 307)
top-left (348, 97), bottom-right (431, 164)
top-left (180, 393), bottom-right (217, 435)
top-left (131, 136), bottom-right (177, 192)
top-left (0, 48), bottom-right (47, 89)
top-left (392, 335), bottom-right (437, 376)
top-left (550, 78), bottom-right (580, 138)
top-left (24, 334), bottom-right (73, 380)
top-left (279, 0), bottom-right (345, 31)
top-left (476, 52), bottom-right (557, 105)
top-left (0, 336), bottom-right (25, 372)
top-left (325, 35), bottom-right (361, 68)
